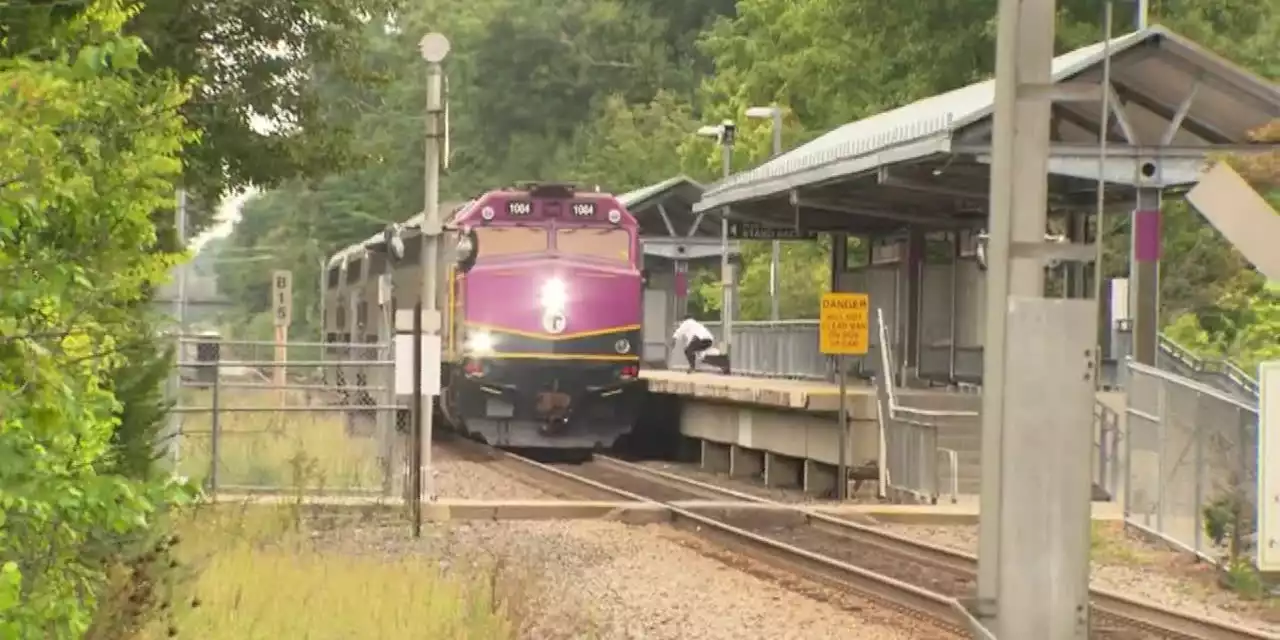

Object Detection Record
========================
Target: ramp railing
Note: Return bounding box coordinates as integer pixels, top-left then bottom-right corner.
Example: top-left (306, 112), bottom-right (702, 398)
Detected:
top-left (1123, 360), bottom-right (1258, 562)
top-left (1093, 399), bottom-right (1123, 500)
top-left (873, 308), bottom-right (967, 504)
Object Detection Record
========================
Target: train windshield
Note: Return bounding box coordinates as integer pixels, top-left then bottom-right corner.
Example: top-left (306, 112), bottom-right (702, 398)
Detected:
top-left (474, 226), bottom-right (548, 260)
top-left (555, 227), bottom-right (631, 264)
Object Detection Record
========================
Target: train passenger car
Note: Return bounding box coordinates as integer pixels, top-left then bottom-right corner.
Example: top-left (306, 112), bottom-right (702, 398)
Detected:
top-left (324, 183), bottom-right (645, 452)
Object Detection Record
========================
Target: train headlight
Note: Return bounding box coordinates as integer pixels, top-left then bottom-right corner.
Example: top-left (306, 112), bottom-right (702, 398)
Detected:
top-left (540, 278), bottom-right (568, 312)
top-left (607, 209), bottom-right (622, 224)
top-left (466, 331), bottom-right (496, 355)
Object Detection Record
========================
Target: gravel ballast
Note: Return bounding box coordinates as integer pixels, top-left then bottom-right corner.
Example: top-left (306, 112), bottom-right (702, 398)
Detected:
top-left (429, 444), bottom-right (556, 500)
top-left (324, 520), bottom-right (946, 640)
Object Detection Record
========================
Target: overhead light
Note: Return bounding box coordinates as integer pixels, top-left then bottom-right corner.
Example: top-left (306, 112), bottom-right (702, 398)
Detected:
top-left (419, 33), bottom-right (451, 63)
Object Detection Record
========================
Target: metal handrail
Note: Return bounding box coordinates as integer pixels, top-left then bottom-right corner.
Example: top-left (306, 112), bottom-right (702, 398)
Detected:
top-left (693, 319), bottom-right (1258, 400)
top-left (937, 447), bottom-right (960, 504)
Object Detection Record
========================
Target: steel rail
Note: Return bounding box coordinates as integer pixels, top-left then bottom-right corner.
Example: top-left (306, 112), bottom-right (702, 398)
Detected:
top-left (437, 440), bottom-right (966, 636)
top-left (592, 455), bottom-right (1275, 640)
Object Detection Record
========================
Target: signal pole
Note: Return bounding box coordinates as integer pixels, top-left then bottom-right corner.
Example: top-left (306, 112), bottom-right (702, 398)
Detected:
top-left (417, 32), bottom-right (450, 508)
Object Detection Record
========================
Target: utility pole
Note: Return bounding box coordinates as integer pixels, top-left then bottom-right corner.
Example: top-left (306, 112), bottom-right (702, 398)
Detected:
top-left (415, 33), bottom-right (450, 509)
top-left (747, 105), bottom-right (785, 321)
top-left (976, 0), bottom-right (1096, 637)
top-left (719, 122), bottom-right (736, 354)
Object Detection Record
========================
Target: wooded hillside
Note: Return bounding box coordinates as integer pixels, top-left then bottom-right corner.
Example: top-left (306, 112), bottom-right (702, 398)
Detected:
top-left (199, 0), bottom-right (1279, 370)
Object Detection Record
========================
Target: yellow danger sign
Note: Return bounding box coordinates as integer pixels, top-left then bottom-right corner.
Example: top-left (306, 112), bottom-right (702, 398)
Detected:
top-left (819, 293), bottom-right (869, 355)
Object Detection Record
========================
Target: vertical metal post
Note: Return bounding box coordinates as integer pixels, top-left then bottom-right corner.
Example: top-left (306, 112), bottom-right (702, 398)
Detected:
top-left (418, 35), bottom-right (449, 502)
top-left (1130, 187), bottom-right (1161, 366)
top-left (1156, 379), bottom-right (1167, 533)
top-left (210, 357), bottom-right (221, 495)
top-left (1193, 405), bottom-right (1205, 555)
top-left (719, 131), bottom-right (735, 355)
top-left (318, 256), bottom-right (328, 355)
top-left (411, 302), bottom-right (423, 537)
top-left (769, 109), bottom-right (783, 322)
top-left (168, 188), bottom-right (188, 471)
top-left (948, 234), bottom-right (959, 379)
top-left (837, 355), bottom-right (848, 500)
top-left (1134, 0), bottom-right (1149, 29)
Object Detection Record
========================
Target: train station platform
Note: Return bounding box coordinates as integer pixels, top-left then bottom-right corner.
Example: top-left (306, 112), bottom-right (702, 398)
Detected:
top-left (639, 369), bottom-right (1128, 503)
top-left (639, 369), bottom-right (987, 500)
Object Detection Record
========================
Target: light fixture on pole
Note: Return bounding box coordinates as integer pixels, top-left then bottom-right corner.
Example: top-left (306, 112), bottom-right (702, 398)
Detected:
top-left (745, 105), bottom-right (784, 322)
top-left (695, 120), bottom-right (736, 358)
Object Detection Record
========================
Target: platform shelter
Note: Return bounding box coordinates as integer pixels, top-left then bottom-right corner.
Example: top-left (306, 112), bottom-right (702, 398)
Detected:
top-left (690, 25), bottom-right (1278, 390)
top-left (622, 176), bottom-right (741, 369)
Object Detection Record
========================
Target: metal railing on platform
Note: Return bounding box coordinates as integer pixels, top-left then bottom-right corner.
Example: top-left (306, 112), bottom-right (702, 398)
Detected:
top-left (700, 320), bottom-right (831, 379)
top-left (872, 309), bottom-right (967, 505)
top-left (685, 320), bottom-right (1257, 403)
top-left (1093, 399), bottom-right (1123, 500)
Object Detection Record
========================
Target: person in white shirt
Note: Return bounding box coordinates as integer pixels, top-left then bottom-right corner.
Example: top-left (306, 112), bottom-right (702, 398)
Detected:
top-left (672, 315), bottom-right (715, 371)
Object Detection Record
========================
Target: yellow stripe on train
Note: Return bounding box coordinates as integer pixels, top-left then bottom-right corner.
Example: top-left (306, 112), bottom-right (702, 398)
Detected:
top-left (463, 322), bottom-right (642, 341)
top-left (479, 352), bottom-right (640, 362)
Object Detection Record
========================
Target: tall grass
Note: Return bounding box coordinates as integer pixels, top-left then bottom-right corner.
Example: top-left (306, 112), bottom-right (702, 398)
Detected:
top-left (142, 505), bottom-right (522, 639)
top-left (176, 389), bottom-right (387, 491)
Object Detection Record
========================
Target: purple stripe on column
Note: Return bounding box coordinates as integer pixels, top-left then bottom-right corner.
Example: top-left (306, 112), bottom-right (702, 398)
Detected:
top-left (1134, 209), bottom-right (1161, 262)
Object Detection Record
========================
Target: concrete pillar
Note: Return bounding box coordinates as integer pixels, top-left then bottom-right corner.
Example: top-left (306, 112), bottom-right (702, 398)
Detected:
top-left (902, 228), bottom-right (925, 383)
top-left (803, 459), bottom-right (838, 499)
top-left (729, 445), bottom-right (763, 479)
top-left (1130, 187), bottom-right (1161, 366)
top-left (700, 440), bottom-right (730, 474)
top-left (764, 452), bottom-right (801, 488)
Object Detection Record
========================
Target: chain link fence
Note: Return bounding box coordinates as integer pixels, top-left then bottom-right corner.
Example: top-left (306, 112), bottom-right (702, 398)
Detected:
top-left (171, 335), bottom-right (406, 498)
top-left (1124, 360), bottom-right (1258, 560)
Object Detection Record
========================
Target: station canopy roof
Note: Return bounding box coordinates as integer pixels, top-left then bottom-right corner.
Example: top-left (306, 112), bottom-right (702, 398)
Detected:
top-left (691, 25), bottom-right (1280, 234)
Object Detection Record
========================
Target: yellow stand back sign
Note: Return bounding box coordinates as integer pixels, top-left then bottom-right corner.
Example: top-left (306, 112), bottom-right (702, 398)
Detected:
top-left (819, 293), bottom-right (869, 355)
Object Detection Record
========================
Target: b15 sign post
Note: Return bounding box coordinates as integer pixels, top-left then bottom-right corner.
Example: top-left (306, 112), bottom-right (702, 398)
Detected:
top-left (819, 292), bottom-right (869, 499)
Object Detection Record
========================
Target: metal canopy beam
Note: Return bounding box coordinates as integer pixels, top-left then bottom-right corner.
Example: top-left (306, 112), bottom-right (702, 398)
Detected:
top-left (1110, 81), bottom-right (1234, 143)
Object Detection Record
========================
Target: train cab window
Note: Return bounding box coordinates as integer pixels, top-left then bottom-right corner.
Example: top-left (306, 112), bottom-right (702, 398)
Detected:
top-left (474, 226), bottom-right (547, 260)
top-left (327, 266), bottom-right (341, 288)
top-left (346, 259), bottom-right (363, 283)
top-left (555, 227), bottom-right (631, 264)
top-left (336, 306), bottom-right (347, 329)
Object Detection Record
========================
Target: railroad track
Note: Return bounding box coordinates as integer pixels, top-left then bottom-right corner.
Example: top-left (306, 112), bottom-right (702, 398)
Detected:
top-left (439, 439), bottom-right (1274, 639)
top-left (574, 455), bottom-right (1275, 640)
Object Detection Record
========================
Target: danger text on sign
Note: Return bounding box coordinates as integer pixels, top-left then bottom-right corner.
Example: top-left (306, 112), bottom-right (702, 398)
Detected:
top-left (819, 293), bottom-right (869, 355)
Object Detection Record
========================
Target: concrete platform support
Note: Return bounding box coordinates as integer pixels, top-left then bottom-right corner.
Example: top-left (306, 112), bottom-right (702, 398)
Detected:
top-left (700, 440), bottom-right (730, 474)
top-left (730, 445), bottom-right (763, 479)
top-left (803, 459), bottom-right (838, 498)
top-left (764, 452), bottom-right (801, 488)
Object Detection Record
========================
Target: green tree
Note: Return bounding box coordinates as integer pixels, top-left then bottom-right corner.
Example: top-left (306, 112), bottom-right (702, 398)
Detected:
top-left (0, 5), bottom-right (195, 634)
top-left (1, 0), bottom-right (396, 235)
